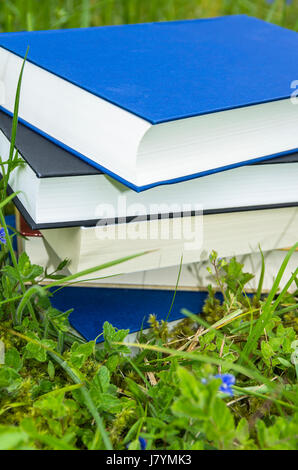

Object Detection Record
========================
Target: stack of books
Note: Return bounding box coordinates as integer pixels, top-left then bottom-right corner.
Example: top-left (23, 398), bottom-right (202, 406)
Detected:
top-left (1, 15), bottom-right (298, 340)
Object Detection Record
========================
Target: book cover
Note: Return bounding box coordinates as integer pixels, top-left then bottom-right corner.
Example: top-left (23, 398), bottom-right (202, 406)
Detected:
top-left (50, 285), bottom-right (209, 342)
top-left (0, 16), bottom-right (298, 191)
top-left (2, 109), bottom-right (298, 231)
top-left (41, 207), bottom-right (298, 277)
top-left (1, 109), bottom-right (298, 179)
top-left (0, 110), bottom-right (101, 178)
top-left (0, 15), bottom-right (297, 124)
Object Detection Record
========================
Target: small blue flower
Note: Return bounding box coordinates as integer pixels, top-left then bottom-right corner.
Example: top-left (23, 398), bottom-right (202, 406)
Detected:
top-left (139, 437), bottom-right (147, 450)
top-left (0, 228), bottom-right (6, 245)
top-left (202, 373), bottom-right (236, 396)
top-left (214, 374), bottom-right (236, 396)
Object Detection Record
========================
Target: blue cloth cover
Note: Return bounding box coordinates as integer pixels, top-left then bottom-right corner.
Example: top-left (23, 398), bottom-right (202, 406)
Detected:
top-left (50, 286), bottom-right (209, 343)
top-left (0, 15), bottom-right (297, 124)
top-left (0, 16), bottom-right (297, 191)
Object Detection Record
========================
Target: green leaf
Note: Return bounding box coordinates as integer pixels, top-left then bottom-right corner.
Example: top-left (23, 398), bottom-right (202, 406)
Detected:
top-left (18, 252), bottom-right (43, 281)
top-left (30, 379), bottom-right (54, 400)
top-left (96, 366), bottom-right (110, 393)
top-left (128, 438), bottom-right (141, 450)
top-left (204, 399), bottom-right (235, 447)
top-left (256, 414), bottom-right (298, 450)
top-left (47, 361), bottom-right (55, 380)
top-left (5, 347), bottom-right (22, 372)
top-left (56, 259), bottom-right (70, 271)
top-left (103, 322), bottom-right (117, 342)
top-left (191, 441), bottom-right (204, 450)
top-left (176, 367), bottom-right (200, 401)
top-left (277, 357), bottom-right (292, 368)
top-left (0, 426), bottom-right (31, 450)
top-left (235, 418), bottom-right (250, 444)
top-left (21, 418), bottom-right (77, 450)
top-left (24, 334), bottom-right (56, 363)
top-left (105, 354), bottom-right (120, 372)
top-left (261, 341), bottom-right (274, 361)
top-left (103, 322), bottom-right (130, 354)
top-left (125, 377), bottom-right (148, 403)
top-left (47, 307), bottom-right (72, 332)
top-left (1, 265), bottom-right (21, 282)
top-left (0, 366), bottom-right (22, 392)
top-left (89, 366), bottom-right (121, 413)
top-left (69, 341), bottom-right (95, 369)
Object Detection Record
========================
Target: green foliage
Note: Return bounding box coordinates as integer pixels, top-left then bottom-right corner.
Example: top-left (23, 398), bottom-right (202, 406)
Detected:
top-left (0, 0), bottom-right (297, 33)
top-left (69, 341), bottom-right (95, 369)
top-left (256, 414), bottom-right (298, 450)
top-left (0, 247), bottom-right (296, 450)
top-left (173, 368), bottom-right (239, 450)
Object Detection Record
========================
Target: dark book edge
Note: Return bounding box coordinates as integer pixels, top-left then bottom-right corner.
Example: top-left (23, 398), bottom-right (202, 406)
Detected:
top-left (0, 109), bottom-right (102, 178)
top-left (7, 184), bottom-right (298, 231)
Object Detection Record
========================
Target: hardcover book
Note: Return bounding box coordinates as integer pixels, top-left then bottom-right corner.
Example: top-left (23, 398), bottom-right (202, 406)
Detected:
top-left (41, 207), bottom-right (298, 277)
top-left (0, 15), bottom-right (298, 191)
top-left (1, 111), bottom-right (298, 229)
top-left (15, 210), bottom-right (298, 296)
top-left (51, 285), bottom-right (208, 343)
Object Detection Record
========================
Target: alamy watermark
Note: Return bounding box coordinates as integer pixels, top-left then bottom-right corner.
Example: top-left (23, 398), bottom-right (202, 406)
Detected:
top-left (94, 197), bottom-right (204, 251)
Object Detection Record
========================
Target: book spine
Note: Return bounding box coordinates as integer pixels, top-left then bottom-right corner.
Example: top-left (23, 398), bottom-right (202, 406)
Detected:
top-left (15, 210), bottom-right (42, 238)
top-left (15, 209), bottom-right (43, 256)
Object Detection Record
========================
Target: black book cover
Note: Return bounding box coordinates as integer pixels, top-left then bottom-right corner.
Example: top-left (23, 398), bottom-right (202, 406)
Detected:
top-left (0, 109), bottom-right (101, 177)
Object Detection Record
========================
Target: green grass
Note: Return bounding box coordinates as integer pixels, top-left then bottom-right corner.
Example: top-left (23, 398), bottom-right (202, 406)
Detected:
top-left (0, 0), bottom-right (298, 32)
top-left (0, 240), bottom-right (297, 450)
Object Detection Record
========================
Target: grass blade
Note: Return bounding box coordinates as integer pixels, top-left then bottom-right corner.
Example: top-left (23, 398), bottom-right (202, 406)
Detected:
top-left (9, 48), bottom-right (29, 162)
top-left (256, 245), bottom-right (265, 302)
top-left (166, 256), bottom-right (183, 322)
top-left (42, 251), bottom-right (152, 290)
top-left (241, 243), bottom-right (298, 364)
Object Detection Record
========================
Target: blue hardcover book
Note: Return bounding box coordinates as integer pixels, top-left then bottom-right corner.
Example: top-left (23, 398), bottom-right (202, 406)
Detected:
top-left (0, 15), bottom-right (297, 191)
top-left (2, 109), bottom-right (298, 229)
top-left (50, 286), bottom-right (208, 343)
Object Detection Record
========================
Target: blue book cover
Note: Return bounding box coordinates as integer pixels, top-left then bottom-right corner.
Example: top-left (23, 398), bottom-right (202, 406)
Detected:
top-left (0, 15), bottom-right (297, 123)
top-left (50, 286), bottom-right (208, 343)
top-left (0, 15), bottom-right (297, 191)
